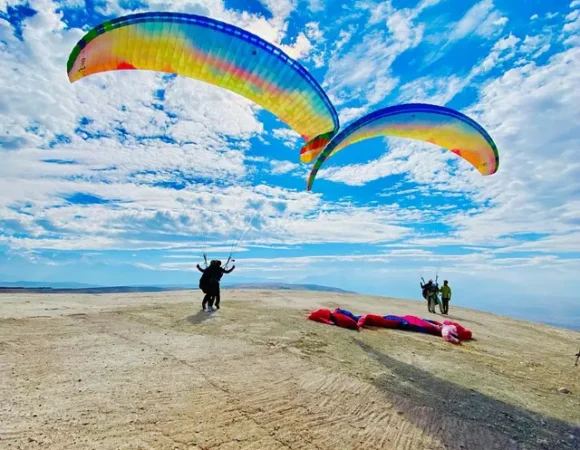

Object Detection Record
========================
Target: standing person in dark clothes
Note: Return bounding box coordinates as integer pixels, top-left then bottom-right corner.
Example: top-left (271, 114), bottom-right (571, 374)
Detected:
top-left (196, 260), bottom-right (235, 311)
top-left (420, 279), bottom-right (435, 312)
top-left (211, 260), bottom-right (235, 310)
top-left (420, 279), bottom-right (433, 301)
top-left (197, 261), bottom-right (217, 311)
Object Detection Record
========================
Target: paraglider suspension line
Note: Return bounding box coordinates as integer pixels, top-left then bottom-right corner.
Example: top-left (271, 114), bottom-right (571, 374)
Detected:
top-left (224, 206), bottom-right (260, 268)
top-left (224, 158), bottom-right (265, 268)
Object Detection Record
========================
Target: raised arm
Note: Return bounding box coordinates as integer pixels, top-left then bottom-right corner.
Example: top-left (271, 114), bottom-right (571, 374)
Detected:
top-left (223, 265), bottom-right (235, 274)
top-left (196, 264), bottom-right (205, 273)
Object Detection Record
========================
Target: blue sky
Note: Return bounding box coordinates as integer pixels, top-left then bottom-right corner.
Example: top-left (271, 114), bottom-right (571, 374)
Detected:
top-left (1, 0), bottom-right (580, 328)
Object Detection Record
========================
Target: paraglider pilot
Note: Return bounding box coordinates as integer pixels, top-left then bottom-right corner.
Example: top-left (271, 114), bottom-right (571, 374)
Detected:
top-left (420, 279), bottom-right (433, 301)
top-left (196, 260), bottom-right (235, 311)
top-left (420, 279), bottom-right (440, 313)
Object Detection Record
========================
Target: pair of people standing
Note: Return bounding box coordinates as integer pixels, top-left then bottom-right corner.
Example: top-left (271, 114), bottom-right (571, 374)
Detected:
top-left (196, 260), bottom-right (235, 311)
top-left (420, 279), bottom-right (452, 314)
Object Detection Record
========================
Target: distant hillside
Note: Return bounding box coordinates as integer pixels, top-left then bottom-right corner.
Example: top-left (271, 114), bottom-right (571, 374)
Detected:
top-left (224, 282), bottom-right (355, 294)
top-left (0, 281), bottom-right (353, 295)
top-left (0, 281), bottom-right (101, 289)
top-left (0, 285), bottom-right (191, 294)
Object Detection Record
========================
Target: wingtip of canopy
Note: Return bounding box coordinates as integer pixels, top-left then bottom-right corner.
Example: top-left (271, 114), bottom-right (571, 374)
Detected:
top-left (299, 130), bottom-right (336, 164)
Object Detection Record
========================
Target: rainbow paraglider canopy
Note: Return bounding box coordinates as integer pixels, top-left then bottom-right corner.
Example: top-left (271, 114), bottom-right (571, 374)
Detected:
top-left (67, 12), bottom-right (339, 160)
top-left (307, 103), bottom-right (499, 191)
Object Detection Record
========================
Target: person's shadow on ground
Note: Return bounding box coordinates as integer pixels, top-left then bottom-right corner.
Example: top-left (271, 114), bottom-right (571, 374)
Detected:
top-left (186, 309), bottom-right (215, 326)
top-left (354, 339), bottom-right (580, 450)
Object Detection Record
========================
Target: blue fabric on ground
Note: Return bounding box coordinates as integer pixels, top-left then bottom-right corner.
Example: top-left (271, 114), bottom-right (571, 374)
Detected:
top-left (335, 308), bottom-right (362, 322)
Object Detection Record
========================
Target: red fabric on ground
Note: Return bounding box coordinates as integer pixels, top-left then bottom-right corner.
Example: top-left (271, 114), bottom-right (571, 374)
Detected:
top-left (443, 320), bottom-right (472, 340)
top-left (358, 314), bottom-right (403, 329)
top-left (332, 312), bottom-right (360, 330)
top-left (400, 315), bottom-right (442, 336)
top-left (307, 308), bottom-right (334, 325)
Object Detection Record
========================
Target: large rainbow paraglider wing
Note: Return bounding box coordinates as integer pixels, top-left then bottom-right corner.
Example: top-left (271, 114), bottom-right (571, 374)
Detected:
top-left (67, 12), bottom-right (339, 159)
top-left (307, 103), bottom-right (499, 191)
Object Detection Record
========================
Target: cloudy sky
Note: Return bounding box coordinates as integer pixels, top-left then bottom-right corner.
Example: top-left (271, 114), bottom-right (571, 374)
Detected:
top-left (1, 0), bottom-right (579, 327)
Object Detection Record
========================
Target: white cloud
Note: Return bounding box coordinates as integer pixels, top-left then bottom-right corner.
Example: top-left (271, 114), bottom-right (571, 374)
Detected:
top-left (269, 160), bottom-right (300, 175)
top-left (150, 250), bottom-right (580, 295)
top-left (338, 106), bottom-right (369, 124)
top-left (447, 0), bottom-right (504, 42)
top-left (424, 0), bottom-right (507, 66)
top-left (564, 34), bottom-right (580, 46)
top-left (333, 25), bottom-right (357, 51)
top-left (68, 0), bottom-right (306, 56)
top-left (313, 17), bottom-right (580, 252)
top-left (306, 0), bottom-right (325, 12)
top-left (323, 0), bottom-right (447, 107)
top-left (0, 2), bottom-right (267, 178)
top-left (474, 33), bottom-right (521, 74)
top-left (279, 22), bottom-right (325, 67)
top-left (4, 1), bottom-right (401, 253)
top-left (481, 13), bottom-right (508, 34)
top-left (163, 246), bottom-right (249, 256)
top-left (305, 22), bottom-right (324, 43)
top-left (353, 0), bottom-right (389, 25)
top-left (259, 0), bottom-right (296, 20)
top-left (496, 233), bottom-right (580, 254)
top-left (563, 8), bottom-right (580, 34)
top-left (317, 138), bottom-right (466, 189)
top-left (416, 0), bottom-right (443, 11)
top-left (0, 175), bottom-right (316, 251)
top-left (519, 34), bottom-right (552, 59)
top-left (530, 14), bottom-right (539, 21)
top-left (280, 31), bottom-right (314, 60)
top-left (398, 75), bottom-right (467, 105)
top-left (562, 7), bottom-right (580, 46)
top-left (450, 46), bottom-right (580, 244)
top-left (272, 128), bottom-right (301, 149)
top-left (572, 0), bottom-right (580, 8)
top-left (271, 204), bottom-right (418, 245)
top-left (402, 32), bottom-right (526, 110)
top-left (566, 9), bottom-right (580, 21)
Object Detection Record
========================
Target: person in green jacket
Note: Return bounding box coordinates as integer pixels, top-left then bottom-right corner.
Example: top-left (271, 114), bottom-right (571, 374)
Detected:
top-left (440, 280), bottom-right (451, 315)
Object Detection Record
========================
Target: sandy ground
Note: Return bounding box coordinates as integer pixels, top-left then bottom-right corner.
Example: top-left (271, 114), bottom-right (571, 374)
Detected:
top-left (1, 289), bottom-right (579, 450)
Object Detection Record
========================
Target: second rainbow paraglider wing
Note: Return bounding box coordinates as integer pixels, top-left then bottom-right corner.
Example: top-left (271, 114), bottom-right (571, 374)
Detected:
top-left (307, 103), bottom-right (499, 191)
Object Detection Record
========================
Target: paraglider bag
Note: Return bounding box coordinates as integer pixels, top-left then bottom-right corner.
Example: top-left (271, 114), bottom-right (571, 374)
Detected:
top-left (198, 272), bottom-right (214, 293)
top-left (199, 276), bottom-right (207, 293)
top-left (199, 269), bottom-right (220, 295)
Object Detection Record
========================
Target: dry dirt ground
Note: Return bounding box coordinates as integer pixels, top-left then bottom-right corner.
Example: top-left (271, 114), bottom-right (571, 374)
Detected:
top-left (1, 290), bottom-right (579, 450)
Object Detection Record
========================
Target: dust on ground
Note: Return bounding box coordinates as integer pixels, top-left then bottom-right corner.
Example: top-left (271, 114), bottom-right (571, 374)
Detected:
top-left (1, 289), bottom-right (579, 450)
